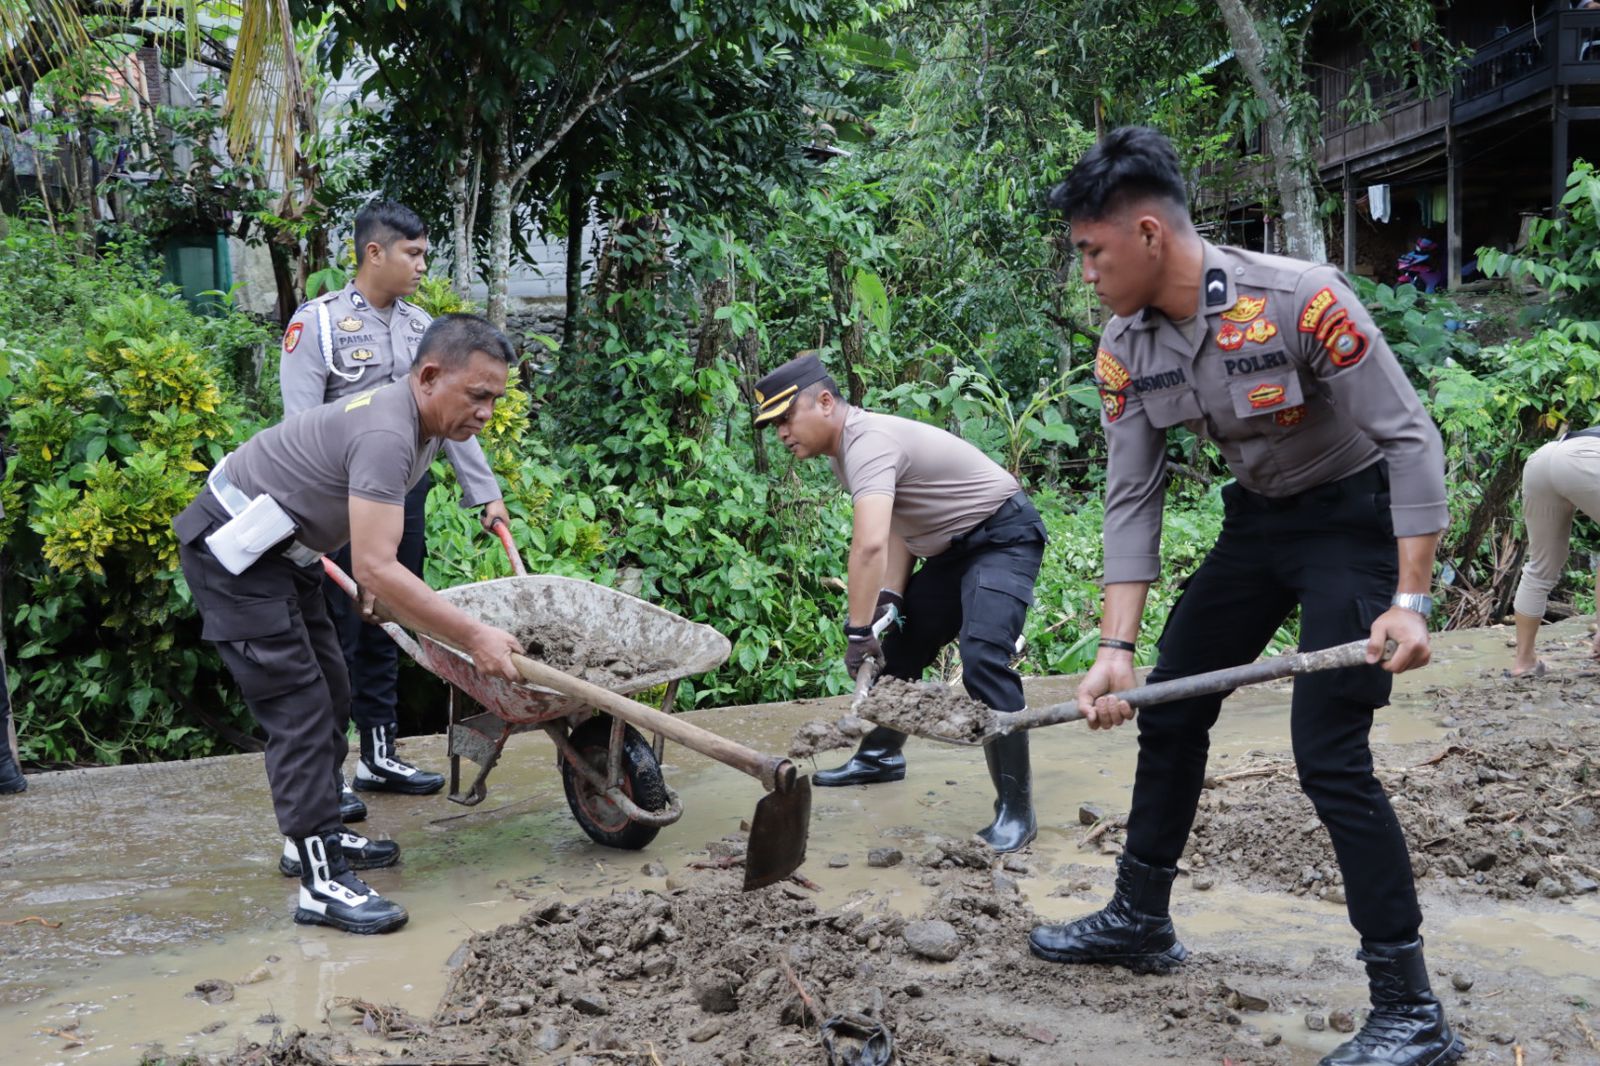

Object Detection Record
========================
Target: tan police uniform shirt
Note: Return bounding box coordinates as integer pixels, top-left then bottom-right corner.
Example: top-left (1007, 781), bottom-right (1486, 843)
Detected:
top-left (225, 380), bottom-right (442, 553)
top-left (829, 408), bottom-right (1020, 558)
top-left (1094, 242), bottom-right (1447, 585)
top-left (279, 282), bottom-right (501, 506)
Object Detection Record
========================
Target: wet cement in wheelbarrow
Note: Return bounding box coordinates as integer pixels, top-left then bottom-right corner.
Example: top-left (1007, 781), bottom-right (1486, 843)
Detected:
top-left (514, 621), bottom-right (673, 685)
top-left (791, 677), bottom-right (991, 756)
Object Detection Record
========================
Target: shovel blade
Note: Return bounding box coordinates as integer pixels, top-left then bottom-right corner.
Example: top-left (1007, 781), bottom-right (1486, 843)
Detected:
top-left (742, 776), bottom-right (812, 890)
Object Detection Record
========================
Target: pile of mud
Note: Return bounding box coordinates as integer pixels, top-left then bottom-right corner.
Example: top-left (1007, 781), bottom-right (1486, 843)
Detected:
top-left (195, 852), bottom-right (1310, 1066)
top-left (1181, 676), bottom-right (1600, 904)
top-left (791, 678), bottom-right (991, 756)
top-left (514, 622), bottom-right (671, 685)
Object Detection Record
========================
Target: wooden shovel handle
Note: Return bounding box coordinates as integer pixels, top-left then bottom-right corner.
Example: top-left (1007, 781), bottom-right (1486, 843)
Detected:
top-left (508, 652), bottom-right (799, 793)
top-left (992, 638), bottom-right (1390, 736)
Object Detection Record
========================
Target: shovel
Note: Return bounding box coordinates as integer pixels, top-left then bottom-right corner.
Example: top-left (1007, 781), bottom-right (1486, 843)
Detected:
top-left (887, 638), bottom-right (1395, 747)
top-left (321, 555), bottom-right (811, 891)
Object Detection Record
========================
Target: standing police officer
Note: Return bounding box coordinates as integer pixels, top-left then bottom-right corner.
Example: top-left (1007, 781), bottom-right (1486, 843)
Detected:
top-left (280, 201), bottom-right (509, 814)
top-left (755, 352), bottom-right (1046, 852)
top-left (174, 315), bottom-right (524, 933)
top-left (1027, 129), bottom-right (1461, 1066)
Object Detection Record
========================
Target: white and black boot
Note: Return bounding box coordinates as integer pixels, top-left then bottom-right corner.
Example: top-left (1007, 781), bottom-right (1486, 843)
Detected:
top-left (354, 723), bottom-right (445, 795)
top-left (291, 831), bottom-right (408, 935)
top-left (279, 827), bottom-right (400, 877)
top-left (338, 772), bottom-right (367, 822)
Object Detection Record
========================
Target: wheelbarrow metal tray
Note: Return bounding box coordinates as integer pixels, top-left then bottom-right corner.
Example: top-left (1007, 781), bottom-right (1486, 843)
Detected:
top-left (415, 574), bottom-right (731, 723)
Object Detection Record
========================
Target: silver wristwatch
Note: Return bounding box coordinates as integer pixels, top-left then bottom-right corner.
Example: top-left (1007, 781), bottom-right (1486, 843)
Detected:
top-left (1391, 592), bottom-right (1434, 616)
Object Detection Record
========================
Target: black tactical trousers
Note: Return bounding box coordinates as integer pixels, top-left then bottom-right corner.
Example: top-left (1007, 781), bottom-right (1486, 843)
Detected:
top-left (175, 491), bottom-right (349, 839)
top-left (883, 493), bottom-right (1047, 714)
top-left (323, 472), bottom-right (430, 731)
top-left (1124, 461), bottom-right (1423, 943)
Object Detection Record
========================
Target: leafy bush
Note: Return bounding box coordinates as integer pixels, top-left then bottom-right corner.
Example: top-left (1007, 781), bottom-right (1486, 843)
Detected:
top-left (1478, 160), bottom-right (1600, 346)
top-left (1, 223), bottom-right (266, 764)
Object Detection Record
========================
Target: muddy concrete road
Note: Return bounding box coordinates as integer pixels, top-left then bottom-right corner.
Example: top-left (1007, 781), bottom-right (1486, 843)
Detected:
top-left (3, 622), bottom-right (1599, 1065)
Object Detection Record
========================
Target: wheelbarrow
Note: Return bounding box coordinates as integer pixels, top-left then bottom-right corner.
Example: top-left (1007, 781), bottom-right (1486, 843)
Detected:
top-left (321, 521), bottom-right (811, 889)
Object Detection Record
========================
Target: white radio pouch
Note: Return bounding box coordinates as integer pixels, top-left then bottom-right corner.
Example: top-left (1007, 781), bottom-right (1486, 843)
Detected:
top-left (205, 493), bottom-right (299, 575)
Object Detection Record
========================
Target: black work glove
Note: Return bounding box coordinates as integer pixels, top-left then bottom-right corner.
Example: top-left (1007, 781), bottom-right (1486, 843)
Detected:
top-left (844, 623), bottom-right (883, 679)
top-left (872, 588), bottom-right (905, 630)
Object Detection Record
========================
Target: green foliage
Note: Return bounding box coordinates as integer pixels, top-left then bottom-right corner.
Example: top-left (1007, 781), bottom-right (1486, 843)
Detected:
top-left (0, 221), bottom-right (263, 765)
top-left (1478, 161), bottom-right (1600, 346)
top-left (1354, 276), bottom-right (1481, 377)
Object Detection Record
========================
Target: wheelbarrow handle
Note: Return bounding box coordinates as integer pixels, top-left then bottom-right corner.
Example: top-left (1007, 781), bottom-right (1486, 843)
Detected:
top-left (990, 638), bottom-right (1393, 737)
top-left (489, 516), bottom-right (528, 576)
top-left (319, 555), bottom-right (426, 661)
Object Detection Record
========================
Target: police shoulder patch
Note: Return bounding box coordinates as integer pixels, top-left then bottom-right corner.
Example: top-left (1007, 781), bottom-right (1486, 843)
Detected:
top-left (1221, 295), bottom-right (1266, 323)
top-left (283, 322), bottom-right (303, 354)
top-left (1100, 388), bottom-right (1127, 423)
top-left (1095, 348), bottom-right (1132, 391)
top-left (1322, 321), bottom-right (1369, 368)
top-left (1299, 287), bottom-right (1337, 333)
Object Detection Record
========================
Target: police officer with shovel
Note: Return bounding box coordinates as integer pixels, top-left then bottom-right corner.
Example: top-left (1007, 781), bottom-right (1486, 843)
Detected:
top-left (755, 352), bottom-right (1047, 852)
top-left (1027, 128), bottom-right (1461, 1066)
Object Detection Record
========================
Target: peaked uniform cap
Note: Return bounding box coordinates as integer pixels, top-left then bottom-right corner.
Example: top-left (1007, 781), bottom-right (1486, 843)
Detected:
top-left (753, 351), bottom-right (831, 425)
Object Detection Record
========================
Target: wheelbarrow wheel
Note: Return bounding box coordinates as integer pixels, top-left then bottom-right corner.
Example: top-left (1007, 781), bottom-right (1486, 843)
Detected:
top-left (560, 716), bottom-right (668, 850)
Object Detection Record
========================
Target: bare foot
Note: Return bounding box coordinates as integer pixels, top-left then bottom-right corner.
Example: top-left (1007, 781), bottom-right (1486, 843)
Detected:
top-left (1503, 660), bottom-right (1549, 678)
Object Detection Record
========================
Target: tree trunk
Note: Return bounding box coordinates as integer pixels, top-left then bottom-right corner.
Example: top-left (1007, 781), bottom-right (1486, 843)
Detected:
top-left (562, 180), bottom-right (585, 350)
top-left (267, 238), bottom-right (299, 325)
top-left (825, 248), bottom-right (866, 404)
top-left (732, 328), bottom-right (768, 475)
top-left (450, 143), bottom-right (474, 297)
top-left (1213, 0), bottom-right (1327, 263)
top-left (485, 119), bottom-right (514, 330)
top-left (674, 274), bottom-right (731, 439)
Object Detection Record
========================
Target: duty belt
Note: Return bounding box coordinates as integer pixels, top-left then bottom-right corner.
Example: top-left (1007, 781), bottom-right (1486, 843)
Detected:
top-left (207, 456), bottom-right (321, 568)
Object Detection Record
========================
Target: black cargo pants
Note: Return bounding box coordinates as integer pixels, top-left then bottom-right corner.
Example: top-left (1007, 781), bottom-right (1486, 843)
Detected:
top-left (322, 471), bottom-right (430, 732)
top-left (882, 493), bottom-right (1047, 714)
top-left (174, 490), bottom-right (348, 839)
top-left (1123, 461), bottom-right (1423, 943)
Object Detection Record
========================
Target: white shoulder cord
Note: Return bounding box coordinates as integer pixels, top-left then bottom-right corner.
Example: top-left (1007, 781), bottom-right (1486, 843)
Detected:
top-left (317, 299), bottom-right (366, 383)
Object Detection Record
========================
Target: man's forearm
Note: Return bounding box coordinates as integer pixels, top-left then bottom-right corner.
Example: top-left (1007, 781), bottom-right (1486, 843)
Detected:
top-left (847, 540), bottom-right (888, 627)
top-left (356, 556), bottom-right (486, 651)
top-left (1396, 533), bottom-right (1441, 596)
top-left (1100, 581), bottom-right (1152, 645)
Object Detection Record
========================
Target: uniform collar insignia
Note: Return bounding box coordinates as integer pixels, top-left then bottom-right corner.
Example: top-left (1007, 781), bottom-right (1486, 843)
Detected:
top-left (349, 287), bottom-right (369, 310)
top-left (1205, 268), bottom-right (1228, 306)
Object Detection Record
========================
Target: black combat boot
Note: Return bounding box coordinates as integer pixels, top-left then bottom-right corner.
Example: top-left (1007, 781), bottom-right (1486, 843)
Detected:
top-left (291, 831), bottom-right (409, 935)
top-left (1028, 853), bottom-right (1188, 973)
top-left (279, 827), bottom-right (400, 877)
top-left (813, 725), bottom-right (908, 786)
top-left (1320, 937), bottom-right (1464, 1066)
top-left (353, 723), bottom-right (445, 795)
top-left (976, 731), bottom-right (1035, 852)
top-left (338, 771), bottom-right (367, 822)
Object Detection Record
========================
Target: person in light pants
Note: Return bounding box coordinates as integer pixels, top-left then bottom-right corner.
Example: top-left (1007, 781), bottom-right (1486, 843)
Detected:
top-left (1508, 429), bottom-right (1600, 677)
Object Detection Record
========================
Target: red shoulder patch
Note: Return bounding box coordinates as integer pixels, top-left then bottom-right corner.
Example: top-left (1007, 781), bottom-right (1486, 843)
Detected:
top-left (1322, 321), bottom-right (1369, 368)
top-left (1095, 348), bottom-right (1131, 391)
top-left (1299, 287), bottom-right (1337, 333)
top-left (283, 322), bottom-right (303, 354)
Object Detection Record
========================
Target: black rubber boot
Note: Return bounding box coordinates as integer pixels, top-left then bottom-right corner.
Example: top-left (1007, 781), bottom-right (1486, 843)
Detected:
top-left (976, 731), bottom-right (1035, 852)
top-left (291, 832), bottom-right (409, 935)
top-left (353, 723), bottom-right (445, 795)
top-left (279, 827), bottom-right (400, 877)
top-left (338, 772), bottom-right (367, 823)
top-left (813, 725), bottom-right (908, 787)
top-left (1028, 853), bottom-right (1188, 973)
top-left (1319, 938), bottom-right (1465, 1066)
top-left (0, 704), bottom-right (24, 794)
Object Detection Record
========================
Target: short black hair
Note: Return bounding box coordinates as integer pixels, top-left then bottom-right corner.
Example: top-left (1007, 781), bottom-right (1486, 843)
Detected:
top-left (1046, 126), bottom-right (1189, 222)
top-left (414, 314), bottom-right (515, 373)
top-left (354, 200), bottom-right (427, 265)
